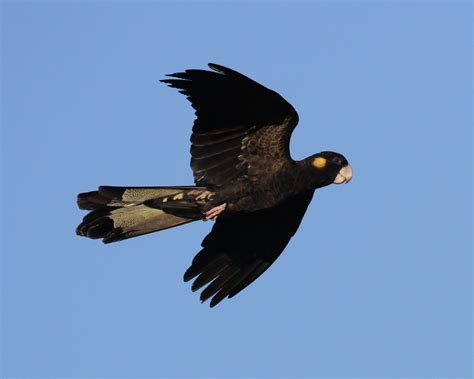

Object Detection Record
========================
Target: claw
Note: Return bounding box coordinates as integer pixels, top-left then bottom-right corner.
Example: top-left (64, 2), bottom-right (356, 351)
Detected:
top-left (204, 203), bottom-right (227, 220)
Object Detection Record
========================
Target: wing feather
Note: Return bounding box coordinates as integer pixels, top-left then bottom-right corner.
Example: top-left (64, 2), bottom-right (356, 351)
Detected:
top-left (161, 63), bottom-right (299, 188)
top-left (184, 190), bottom-right (315, 307)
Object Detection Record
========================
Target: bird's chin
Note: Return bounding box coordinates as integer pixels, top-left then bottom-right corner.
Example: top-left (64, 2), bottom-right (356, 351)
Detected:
top-left (333, 165), bottom-right (353, 184)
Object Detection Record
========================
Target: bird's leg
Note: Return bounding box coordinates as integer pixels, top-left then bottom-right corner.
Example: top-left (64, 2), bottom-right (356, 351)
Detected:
top-left (204, 203), bottom-right (227, 220)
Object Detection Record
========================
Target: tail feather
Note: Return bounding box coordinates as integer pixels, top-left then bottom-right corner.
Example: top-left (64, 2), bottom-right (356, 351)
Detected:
top-left (77, 190), bottom-right (112, 210)
top-left (76, 186), bottom-right (212, 243)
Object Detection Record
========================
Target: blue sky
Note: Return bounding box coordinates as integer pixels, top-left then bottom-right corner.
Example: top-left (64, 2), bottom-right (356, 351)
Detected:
top-left (1, 1), bottom-right (471, 378)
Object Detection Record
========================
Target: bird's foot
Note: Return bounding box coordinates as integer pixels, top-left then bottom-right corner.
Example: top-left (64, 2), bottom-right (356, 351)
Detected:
top-left (204, 203), bottom-right (227, 221)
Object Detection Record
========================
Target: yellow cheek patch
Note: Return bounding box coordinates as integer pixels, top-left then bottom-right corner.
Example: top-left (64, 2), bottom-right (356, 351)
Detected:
top-left (312, 157), bottom-right (327, 169)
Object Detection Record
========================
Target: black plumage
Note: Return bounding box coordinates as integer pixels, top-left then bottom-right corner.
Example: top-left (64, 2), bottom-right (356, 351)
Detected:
top-left (184, 190), bottom-right (315, 306)
top-left (161, 64), bottom-right (298, 189)
top-left (76, 63), bottom-right (353, 307)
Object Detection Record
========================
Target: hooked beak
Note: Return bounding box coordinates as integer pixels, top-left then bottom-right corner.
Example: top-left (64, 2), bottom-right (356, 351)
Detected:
top-left (333, 165), bottom-right (353, 184)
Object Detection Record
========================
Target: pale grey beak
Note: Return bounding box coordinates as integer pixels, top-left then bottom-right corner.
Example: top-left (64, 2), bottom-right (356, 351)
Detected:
top-left (333, 165), bottom-right (353, 184)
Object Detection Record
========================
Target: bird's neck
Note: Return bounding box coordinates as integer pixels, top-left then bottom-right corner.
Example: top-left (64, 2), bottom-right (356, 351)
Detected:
top-left (294, 159), bottom-right (333, 192)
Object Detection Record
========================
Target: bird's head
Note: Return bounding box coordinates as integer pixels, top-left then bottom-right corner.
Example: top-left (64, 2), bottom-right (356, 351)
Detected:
top-left (304, 151), bottom-right (353, 188)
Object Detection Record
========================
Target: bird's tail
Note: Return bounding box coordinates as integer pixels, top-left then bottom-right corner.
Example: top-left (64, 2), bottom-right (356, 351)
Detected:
top-left (76, 186), bottom-right (214, 243)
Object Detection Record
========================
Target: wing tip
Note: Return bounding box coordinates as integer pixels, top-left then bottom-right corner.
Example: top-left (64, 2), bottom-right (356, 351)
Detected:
top-left (208, 63), bottom-right (239, 77)
top-left (183, 268), bottom-right (197, 282)
top-left (207, 63), bottom-right (224, 73)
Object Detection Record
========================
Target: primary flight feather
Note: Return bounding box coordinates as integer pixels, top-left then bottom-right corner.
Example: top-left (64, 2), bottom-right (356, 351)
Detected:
top-left (76, 63), bottom-right (353, 307)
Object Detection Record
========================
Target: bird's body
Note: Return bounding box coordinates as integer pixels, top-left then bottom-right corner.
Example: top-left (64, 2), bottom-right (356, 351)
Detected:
top-left (76, 63), bottom-right (352, 307)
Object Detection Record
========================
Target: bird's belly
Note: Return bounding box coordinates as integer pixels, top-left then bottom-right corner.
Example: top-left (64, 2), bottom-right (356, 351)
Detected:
top-left (219, 176), bottom-right (299, 214)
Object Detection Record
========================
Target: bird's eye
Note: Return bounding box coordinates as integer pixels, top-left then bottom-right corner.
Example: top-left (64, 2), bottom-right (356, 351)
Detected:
top-left (333, 157), bottom-right (342, 164)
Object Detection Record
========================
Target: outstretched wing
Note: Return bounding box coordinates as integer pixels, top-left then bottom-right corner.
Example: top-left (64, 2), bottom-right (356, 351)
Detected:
top-left (183, 190), bottom-right (315, 307)
top-left (161, 63), bottom-right (299, 188)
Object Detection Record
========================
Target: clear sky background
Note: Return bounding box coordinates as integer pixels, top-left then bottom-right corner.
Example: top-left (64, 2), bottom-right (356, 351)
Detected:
top-left (1, 1), bottom-right (471, 378)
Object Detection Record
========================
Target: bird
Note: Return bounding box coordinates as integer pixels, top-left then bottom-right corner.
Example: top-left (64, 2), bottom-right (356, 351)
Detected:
top-left (76, 63), bottom-right (353, 307)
